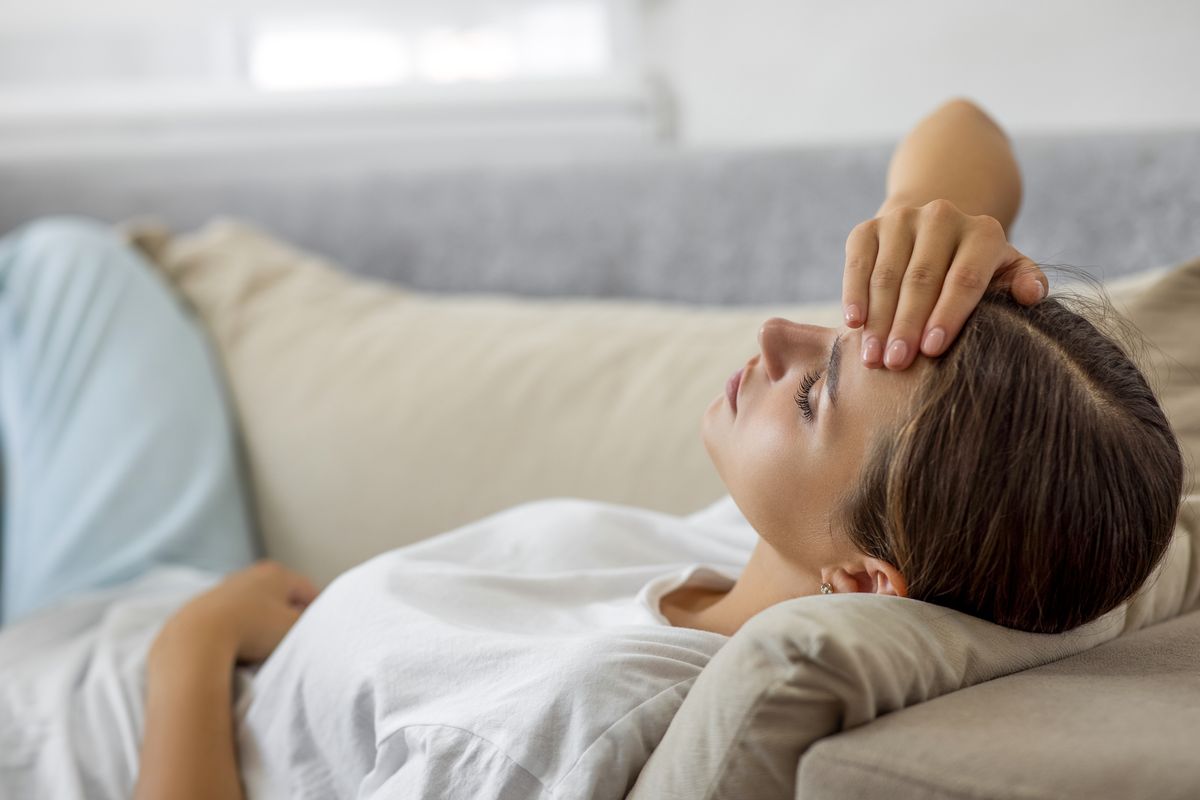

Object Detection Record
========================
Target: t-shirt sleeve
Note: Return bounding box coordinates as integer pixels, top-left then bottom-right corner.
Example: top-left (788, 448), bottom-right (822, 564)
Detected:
top-left (359, 725), bottom-right (550, 800)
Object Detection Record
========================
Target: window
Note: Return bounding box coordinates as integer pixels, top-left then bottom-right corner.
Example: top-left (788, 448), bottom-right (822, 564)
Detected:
top-left (247, 4), bottom-right (616, 90)
top-left (0, 0), bottom-right (663, 166)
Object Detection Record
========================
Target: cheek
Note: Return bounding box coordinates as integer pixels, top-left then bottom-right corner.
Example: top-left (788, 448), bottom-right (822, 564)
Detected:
top-left (728, 417), bottom-right (816, 521)
top-left (700, 395), bottom-right (724, 462)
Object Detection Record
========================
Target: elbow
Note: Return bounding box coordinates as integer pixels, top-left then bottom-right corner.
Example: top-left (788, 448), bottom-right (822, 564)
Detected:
top-left (939, 96), bottom-right (985, 115)
top-left (938, 96), bottom-right (1010, 141)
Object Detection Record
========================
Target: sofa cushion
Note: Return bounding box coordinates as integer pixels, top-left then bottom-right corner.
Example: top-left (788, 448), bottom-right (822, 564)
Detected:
top-left (797, 604), bottom-right (1200, 799)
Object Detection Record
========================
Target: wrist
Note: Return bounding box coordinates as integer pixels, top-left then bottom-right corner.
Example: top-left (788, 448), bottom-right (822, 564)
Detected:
top-left (148, 607), bottom-right (238, 674)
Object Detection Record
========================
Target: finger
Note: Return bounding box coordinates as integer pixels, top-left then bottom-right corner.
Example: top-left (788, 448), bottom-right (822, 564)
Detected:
top-left (841, 220), bottom-right (879, 328)
top-left (919, 241), bottom-right (1001, 357)
top-left (884, 227), bottom-right (958, 370)
top-left (287, 575), bottom-right (321, 606)
top-left (258, 561), bottom-right (320, 605)
top-left (862, 210), bottom-right (917, 367)
top-left (990, 251), bottom-right (1048, 305)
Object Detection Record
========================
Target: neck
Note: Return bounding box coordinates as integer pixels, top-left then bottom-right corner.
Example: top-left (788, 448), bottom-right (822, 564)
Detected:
top-left (660, 538), bottom-right (815, 636)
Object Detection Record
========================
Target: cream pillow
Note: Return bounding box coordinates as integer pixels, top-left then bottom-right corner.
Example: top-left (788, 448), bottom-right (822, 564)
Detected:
top-left (126, 218), bottom-right (840, 585)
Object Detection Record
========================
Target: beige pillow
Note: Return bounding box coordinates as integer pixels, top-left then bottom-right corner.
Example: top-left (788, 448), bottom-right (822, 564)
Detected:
top-left (125, 218), bottom-right (841, 585)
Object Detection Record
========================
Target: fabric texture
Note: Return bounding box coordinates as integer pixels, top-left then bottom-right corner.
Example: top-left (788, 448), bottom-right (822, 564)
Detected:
top-left (125, 218), bottom-right (842, 586)
top-left (626, 255), bottom-right (1200, 800)
top-left (0, 216), bottom-right (259, 625)
top-left (235, 495), bottom-right (756, 800)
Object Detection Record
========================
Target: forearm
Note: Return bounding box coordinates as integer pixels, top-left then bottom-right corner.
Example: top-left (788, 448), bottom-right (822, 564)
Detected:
top-left (876, 98), bottom-right (1023, 234)
top-left (135, 616), bottom-right (244, 800)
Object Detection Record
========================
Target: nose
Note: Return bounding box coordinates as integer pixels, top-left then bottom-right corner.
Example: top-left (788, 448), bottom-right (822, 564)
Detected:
top-left (756, 317), bottom-right (832, 381)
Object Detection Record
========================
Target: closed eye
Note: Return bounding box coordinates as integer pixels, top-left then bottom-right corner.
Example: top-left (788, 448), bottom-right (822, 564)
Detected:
top-left (795, 370), bottom-right (822, 423)
top-left (794, 333), bottom-right (842, 424)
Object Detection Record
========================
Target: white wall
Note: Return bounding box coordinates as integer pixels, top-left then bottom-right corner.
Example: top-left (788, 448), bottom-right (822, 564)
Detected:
top-left (644, 0), bottom-right (1200, 146)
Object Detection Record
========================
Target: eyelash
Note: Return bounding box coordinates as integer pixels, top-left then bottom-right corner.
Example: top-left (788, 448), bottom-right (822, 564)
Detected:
top-left (794, 371), bottom-right (822, 423)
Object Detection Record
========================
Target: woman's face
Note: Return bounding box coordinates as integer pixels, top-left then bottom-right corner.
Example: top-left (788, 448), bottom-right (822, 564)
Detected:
top-left (702, 317), bottom-right (929, 582)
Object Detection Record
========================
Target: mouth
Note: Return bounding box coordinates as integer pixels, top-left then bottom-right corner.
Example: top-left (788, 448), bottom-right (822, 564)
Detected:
top-left (725, 366), bottom-right (745, 414)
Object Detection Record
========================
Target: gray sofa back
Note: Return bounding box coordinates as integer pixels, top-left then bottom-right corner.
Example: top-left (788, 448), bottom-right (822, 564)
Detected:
top-left (2, 129), bottom-right (1198, 303)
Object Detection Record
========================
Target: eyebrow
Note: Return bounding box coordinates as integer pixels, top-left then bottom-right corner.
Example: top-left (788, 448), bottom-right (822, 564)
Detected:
top-left (826, 333), bottom-right (844, 411)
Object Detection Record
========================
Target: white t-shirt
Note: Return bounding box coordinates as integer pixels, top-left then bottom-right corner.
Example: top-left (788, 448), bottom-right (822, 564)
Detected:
top-left (0, 564), bottom-right (222, 799)
top-left (0, 495), bottom-right (758, 800)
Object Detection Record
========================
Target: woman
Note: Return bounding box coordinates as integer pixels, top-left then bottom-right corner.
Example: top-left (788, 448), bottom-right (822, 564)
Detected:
top-left (0, 99), bottom-right (1182, 799)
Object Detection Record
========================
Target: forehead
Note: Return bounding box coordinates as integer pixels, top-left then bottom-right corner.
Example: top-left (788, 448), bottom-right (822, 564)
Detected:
top-left (835, 327), bottom-right (930, 420)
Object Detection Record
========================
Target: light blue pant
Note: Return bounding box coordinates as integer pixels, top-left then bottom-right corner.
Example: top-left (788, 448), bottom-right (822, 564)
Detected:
top-left (0, 217), bottom-right (261, 626)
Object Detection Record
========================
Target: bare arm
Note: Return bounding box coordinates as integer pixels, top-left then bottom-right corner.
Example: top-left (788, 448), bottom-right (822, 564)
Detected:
top-left (876, 97), bottom-right (1023, 235)
top-left (135, 615), bottom-right (244, 800)
top-left (134, 561), bottom-right (319, 800)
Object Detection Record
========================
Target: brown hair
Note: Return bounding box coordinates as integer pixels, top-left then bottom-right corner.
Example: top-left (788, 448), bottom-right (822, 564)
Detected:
top-left (843, 290), bottom-right (1184, 634)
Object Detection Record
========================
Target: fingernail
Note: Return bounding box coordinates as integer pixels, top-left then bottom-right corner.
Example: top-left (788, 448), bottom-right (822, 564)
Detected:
top-left (884, 339), bottom-right (908, 369)
top-left (1034, 281), bottom-right (1046, 301)
top-left (921, 327), bottom-right (946, 355)
top-left (862, 336), bottom-right (882, 365)
top-left (844, 304), bottom-right (862, 326)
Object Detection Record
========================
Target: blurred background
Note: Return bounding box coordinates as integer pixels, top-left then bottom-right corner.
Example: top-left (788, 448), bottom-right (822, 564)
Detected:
top-left (2, 0), bottom-right (1198, 300)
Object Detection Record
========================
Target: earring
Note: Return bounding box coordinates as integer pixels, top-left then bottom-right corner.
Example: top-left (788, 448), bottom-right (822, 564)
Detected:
top-left (820, 582), bottom-right (834, 594)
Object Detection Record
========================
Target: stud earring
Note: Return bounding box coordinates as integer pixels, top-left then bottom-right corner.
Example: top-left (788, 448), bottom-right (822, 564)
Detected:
top-left (820, 582), bottom-right (834, 594)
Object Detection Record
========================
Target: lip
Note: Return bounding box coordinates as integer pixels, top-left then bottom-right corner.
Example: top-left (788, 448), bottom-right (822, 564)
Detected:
top-left (726, 366), bottom-right (745, 413)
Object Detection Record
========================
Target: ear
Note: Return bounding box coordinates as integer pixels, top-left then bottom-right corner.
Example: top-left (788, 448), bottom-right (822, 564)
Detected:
top-left (848, 557), bottom-right (908, 597)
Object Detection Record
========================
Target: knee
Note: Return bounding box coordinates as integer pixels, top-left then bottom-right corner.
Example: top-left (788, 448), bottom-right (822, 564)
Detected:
top-left (2, 216), bottom-right (133, 287)
top-left (9, 215), bottom-right (122, 259)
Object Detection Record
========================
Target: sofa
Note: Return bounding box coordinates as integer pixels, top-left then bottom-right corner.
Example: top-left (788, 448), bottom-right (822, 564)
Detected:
top-left (3, 128), bottom-right (1199, 799)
